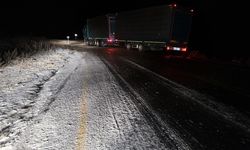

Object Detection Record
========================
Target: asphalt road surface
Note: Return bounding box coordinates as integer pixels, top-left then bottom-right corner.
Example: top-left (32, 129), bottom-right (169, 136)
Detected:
top-left (70, 41), bottom-right (250, 150)
top-left (5, 40), bottom-right (250, 150)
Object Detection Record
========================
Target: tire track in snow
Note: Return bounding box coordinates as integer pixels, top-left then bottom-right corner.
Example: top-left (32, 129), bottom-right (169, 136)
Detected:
top-left (119, 57), bottom-right (250, 133)
top-left (100, 57), bottom-right (190, 150)
top-left (81, 53), bottom-right (170, 149)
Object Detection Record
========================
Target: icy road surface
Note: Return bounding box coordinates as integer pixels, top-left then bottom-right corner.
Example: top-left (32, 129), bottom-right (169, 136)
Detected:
top-left (0, 48), bottom-right (188, 149)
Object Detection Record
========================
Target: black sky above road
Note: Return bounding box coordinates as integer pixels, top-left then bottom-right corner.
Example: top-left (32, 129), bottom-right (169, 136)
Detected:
top-left (0, 0), bottom-right (201, 37)
top-left (0, 0), bottom-right (248, 56)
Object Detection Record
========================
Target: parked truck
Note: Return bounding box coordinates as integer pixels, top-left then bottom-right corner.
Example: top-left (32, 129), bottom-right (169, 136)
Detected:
top-left (83, 14), bottom-right (117, 47)
top-left (83, 4), bottom-right (193, 52)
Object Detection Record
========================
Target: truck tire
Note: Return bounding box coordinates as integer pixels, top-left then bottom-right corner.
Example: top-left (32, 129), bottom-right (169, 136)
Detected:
top-left (126, 43), bottom-right (131, 50)
top-left (138, 44), bottom-right (144, 52)
top-left (96, 41), bottom-right (100, 47)
top-left (100, 41), bottom-right (105, 47)
top-left (87, 41), bottom-right (90, 46)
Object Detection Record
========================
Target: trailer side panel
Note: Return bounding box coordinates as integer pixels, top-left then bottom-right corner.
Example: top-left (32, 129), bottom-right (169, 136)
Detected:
top-left (116, 5), bottom-right (173, 42)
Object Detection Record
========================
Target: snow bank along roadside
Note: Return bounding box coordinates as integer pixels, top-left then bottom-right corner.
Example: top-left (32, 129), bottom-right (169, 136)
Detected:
top-left (0, 48), bottom-right (82, 149)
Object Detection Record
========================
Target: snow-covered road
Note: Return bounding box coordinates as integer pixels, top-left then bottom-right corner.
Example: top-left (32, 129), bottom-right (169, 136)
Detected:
top-left (1, 48), bottom-right (188, 149)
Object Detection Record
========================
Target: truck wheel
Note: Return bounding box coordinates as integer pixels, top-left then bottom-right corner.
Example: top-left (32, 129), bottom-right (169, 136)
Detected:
top-left (96, 41), bottom-right (100, 47)
top-left (100, 41), bottom-right (105, 47)
top-left (87, 41), bottom-right (90, 46)
top-left (138, 44), bottom-right (144, 52)
top-left (126, 44), bottom-right (131, 50)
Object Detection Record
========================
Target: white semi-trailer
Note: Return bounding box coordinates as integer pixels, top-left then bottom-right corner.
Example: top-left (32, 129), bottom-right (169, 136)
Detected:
top-left (84, 3), bottom-right (193, 52)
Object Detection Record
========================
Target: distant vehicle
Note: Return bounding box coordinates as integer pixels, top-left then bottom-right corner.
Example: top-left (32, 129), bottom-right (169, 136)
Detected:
top-left (83, 4), bottom-right (193, 52)
top-left (83, 14), bottom-right (117, 47)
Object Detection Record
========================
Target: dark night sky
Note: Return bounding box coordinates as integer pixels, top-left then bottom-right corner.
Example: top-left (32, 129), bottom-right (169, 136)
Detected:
top-left (0, 0), bottom-right (248, 56)
top-left (0, 0), bottom-right (203, 37)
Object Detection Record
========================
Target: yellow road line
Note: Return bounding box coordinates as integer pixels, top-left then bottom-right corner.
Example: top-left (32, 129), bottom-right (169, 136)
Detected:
top-left (76, 67), bottom-right (89, 150)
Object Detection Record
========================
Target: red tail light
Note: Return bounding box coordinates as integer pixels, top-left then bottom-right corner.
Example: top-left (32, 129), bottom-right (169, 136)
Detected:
top-left (169, 3), bottom-right (177, 8)
top-left (181, 47), bottom-right (187, 52)
top-left (107, 38), bottom-right (113, 43)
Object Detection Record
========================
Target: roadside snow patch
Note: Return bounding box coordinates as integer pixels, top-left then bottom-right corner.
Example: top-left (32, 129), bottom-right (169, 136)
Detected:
top-left (0, 48), bottom-right (80, 149)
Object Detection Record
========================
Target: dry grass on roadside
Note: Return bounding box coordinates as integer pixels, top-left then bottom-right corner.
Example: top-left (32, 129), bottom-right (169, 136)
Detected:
top-left (0, 38), bottom-right (57, 67)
